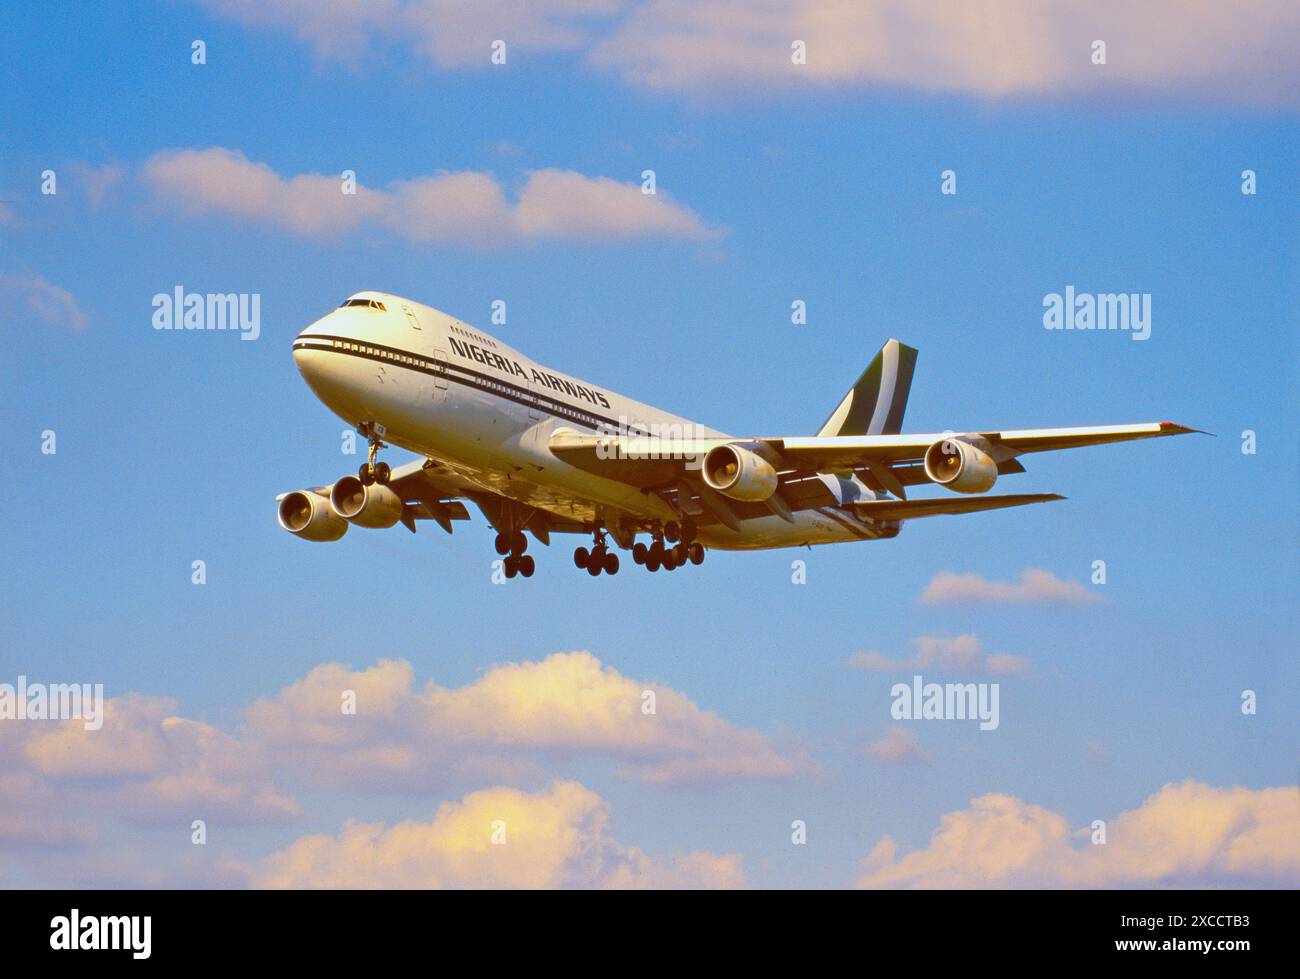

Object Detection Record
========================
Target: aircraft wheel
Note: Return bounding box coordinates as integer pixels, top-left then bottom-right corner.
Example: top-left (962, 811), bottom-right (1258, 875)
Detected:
top-left (519, 555), bottom-right (535, 578)
top-left (495, 533), bottom-right (512, 555)
top-left (604, 552), bottom-right (619, 575)
top-left (503, 556), bottom-right (518, 578)
top-left (374, 462), bottom-right (392, 485)
top-left (681, 520), bottom-right (698, 544)
top-left (574, 546), bottom-right (589, 569)
top-left (673, 543), bottom-right (688, 563)
top-left (649, 540), bottom-right (665, 562)
top-left (663, 551), bottom-right (678, 571)
top-left (632, 542), bottom-right (647, 565)
top-left (646, 555), bottom-right (660, 572)
top-left (358, 463), bottom-right (375, 486)
top-left (689, 542), bottom-right (705, 565)
top-left (587, 558), bottom-right (602, 577)
top-left (665, 521), bottom-right (680, 543)
top-left (510, 531), bottom-right (527, 554)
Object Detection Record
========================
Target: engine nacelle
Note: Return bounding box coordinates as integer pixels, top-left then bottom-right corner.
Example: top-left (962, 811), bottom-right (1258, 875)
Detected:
top-left (923, 436), bottom-right (998, 494)
top-left (278, 489), bottom-right (348, 541)
top-left (329, 476), bottom-right (404, 529)
top-left (701, 443), bottom-right (779, 502)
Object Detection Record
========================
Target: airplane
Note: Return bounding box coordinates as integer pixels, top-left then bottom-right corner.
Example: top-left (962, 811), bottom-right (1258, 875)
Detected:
top-left (277, 291), bottom-right (1199, 577)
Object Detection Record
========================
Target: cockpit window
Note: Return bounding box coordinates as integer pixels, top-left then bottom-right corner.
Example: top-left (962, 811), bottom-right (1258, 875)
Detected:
top-left (339, 298), bottom-right (387, 311)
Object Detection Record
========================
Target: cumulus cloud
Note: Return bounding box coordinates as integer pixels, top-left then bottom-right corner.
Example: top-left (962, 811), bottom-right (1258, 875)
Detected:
top-left (861, 727), bottom-right (930, 765)
top-left (849, 635), bottom-right (1030, 676)
top-left (247, 652), bottom-right (801, 787)
top-left (201, 0), bottom-right (622, 68)
top-left (71, 162), bottom-right (126, 209)
top-left (142, 147), bottom-right (720, 244)
top-left (590, 0), bottom-right (1300, 104)
top-left (201, 0), bottom-right (1300, 105)
top-left (0, 271), bottom-right (89, 332)
top-left (858, 780), bottom-right (1300, 888)
top-left (256, 780), bottom-right (746, 888)
top-left (1, 693), bottom-right (298, 836)
top-left (919, 569), bottom-right (1104, 606)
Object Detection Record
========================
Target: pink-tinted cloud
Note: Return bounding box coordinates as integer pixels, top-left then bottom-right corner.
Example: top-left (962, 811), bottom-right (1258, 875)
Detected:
top-left (920, 569), bottom-right (1103, 606)
top-left (858, 780), bottom-right (1300, 888)
top-left (849, 635), bottom-right (1030, 676)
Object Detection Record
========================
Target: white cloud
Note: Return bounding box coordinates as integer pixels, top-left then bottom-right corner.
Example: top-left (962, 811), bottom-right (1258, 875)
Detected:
top-left (0, 693), bottom-right (298, 840)
top-left (201, 0), bottom-right (623, 68)
top-left (849, 635), bottom-right (1030, 676)
top-left (919, 569), bottom-right (1104, 606)
top-left (142, 147), bottom-right (719, 244)
top-left (861, 727), bottom-right (930, 765)
top-left (247, 652), bottom-right (801, 787)
top-left (858, 780), bottom-right (1300, 888)
top-left (589, 0), bottom-right (1300, 105)
top-left (72, 162), bottom-right (126, 209)
top-left (256, 780), bottom-right (746, 888)
top-left (0, 271), bottom-right (89, 332)
top-left (201, 0), bottom-right (1300, 105)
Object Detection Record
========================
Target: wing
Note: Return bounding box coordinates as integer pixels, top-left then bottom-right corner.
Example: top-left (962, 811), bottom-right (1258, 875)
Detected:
top-left (379, 458), bottom-right (472, 533)
top-left (549, 421), bottom-right (1199, 487)
top-left (774, 421), bottom-right (1202, 471)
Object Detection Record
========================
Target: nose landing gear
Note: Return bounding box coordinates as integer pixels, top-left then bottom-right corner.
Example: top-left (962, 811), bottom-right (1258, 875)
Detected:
top-left (357, 424), bottom-right (391, 485)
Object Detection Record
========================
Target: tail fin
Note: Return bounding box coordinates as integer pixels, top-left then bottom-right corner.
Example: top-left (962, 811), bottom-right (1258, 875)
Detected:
top-left (816, 339), bottom-right (918, 437)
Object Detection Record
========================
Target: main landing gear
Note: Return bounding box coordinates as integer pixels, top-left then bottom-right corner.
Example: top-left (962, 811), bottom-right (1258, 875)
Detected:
top-left (631, 520), bottom-right (704, 573)
top-left (357, 426), bottom-right (391, 486)
top-left (574, 528), bottom-right (620, 577)
top-left (496, 530), bottom-right (535, 578)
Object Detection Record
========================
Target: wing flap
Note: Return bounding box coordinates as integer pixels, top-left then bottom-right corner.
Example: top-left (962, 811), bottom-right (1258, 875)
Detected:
top-left (849, 493), bottom-right (1064, 521)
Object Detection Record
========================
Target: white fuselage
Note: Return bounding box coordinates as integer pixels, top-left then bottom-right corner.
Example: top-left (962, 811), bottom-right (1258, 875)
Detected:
top-left (291, 293), bottom-right (885, 550)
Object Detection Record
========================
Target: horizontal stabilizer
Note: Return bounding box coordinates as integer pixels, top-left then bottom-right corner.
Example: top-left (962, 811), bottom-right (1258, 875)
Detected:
top-left (849, 493), bottom-right (1064, 521)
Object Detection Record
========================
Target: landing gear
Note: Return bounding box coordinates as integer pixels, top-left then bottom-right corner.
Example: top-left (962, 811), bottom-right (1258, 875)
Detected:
top-left (631, 521), bottom-right (703, 573)
top-left (358, 426), bottom-right (391, 485)
top-left (503, 553), bottom-right (535, 579)
top-left (497, 529), bottom-right (532, 577)
top-left (575, 527), bottom-right (620, 576)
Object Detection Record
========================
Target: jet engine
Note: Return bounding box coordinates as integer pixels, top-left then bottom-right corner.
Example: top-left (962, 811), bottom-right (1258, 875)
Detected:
top-left (329, 475), bottom-right (404, 528)
top-left (923, 436), bottom-right (998, 494)
top-left (278, 489), bottom-right (348, 541)
top-left (701, 443), bottom-right (779, 502)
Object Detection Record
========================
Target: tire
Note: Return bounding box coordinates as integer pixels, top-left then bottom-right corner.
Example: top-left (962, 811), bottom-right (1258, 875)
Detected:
top-left (649, 541), bottom-right (664, 562)
top-left (646, 556), bottom-right (660, 572)
top-left (604, 552), bottom-right (619, 574)
top-left (663, 551), bottom-right (678, 571)
top-left (665, 521), bottom-right (680, 543)
top-left (374, 462), bottom-right (392, 485)
top-left (689, 542), bottom-right (705, 565)
top-left (503, 556), bottom-right (518, 579)
top-left (632, 542), bottom-right (648, 565)
top-left (574, 546), bottom-right (589, 569)
top-left (673, 543), bottom-right (688, 563)
top-left (358, 463), bottom-right (374, 486)
top-left (587, 558), bottom-right (602, 577)
top-left (495, 533), bottom-right (511, 556)
top-left (510, 531), bottom-right (527, 554)
top-left (519, 555), bottom-right (535, 577)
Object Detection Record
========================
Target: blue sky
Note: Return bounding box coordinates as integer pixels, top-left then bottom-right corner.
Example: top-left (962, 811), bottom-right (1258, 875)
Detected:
top-left (1, 2), bottom-right (1296, 888)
